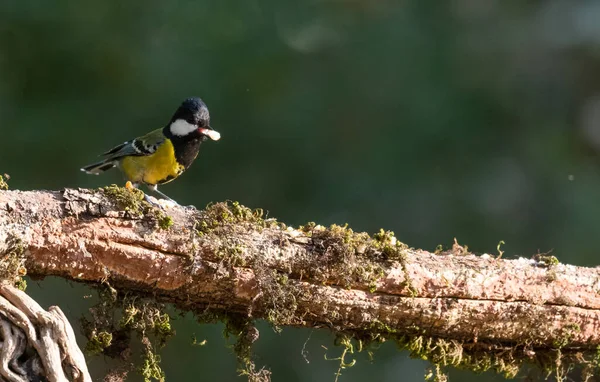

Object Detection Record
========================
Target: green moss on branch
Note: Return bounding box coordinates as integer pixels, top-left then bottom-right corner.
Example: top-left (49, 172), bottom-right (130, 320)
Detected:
top-left (0, 174), bottom-right (9, 190)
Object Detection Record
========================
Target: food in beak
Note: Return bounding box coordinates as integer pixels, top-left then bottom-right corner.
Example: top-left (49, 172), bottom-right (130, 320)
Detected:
top-left (199, 128), bottom-right (221, 141)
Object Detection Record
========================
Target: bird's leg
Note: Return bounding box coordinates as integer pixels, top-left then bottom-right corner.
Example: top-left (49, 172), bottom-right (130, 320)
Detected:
top-left (147, 184), bottom-right (175, 202)
top-left (143, 193), bottom-right (163, 208)
top-left (147, 184), bottom-right (179, 207)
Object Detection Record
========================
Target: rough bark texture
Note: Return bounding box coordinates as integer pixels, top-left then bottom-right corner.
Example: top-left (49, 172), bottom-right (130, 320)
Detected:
top-left (1, 187), bottom-right (600, 379)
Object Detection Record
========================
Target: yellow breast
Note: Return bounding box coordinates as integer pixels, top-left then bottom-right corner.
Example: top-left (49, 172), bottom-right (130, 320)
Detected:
top-left (120, 139), bottom-right (185, 185)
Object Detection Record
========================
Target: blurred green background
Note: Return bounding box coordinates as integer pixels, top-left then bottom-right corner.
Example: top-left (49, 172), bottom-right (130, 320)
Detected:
top-left (3, 0), bottom-right (600, 381)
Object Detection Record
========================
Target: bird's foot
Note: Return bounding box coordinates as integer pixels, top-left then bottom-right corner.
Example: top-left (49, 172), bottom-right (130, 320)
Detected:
top-left (158, 199), bottom-right (179, 209)
top-left (143, 194), bottom-right (165, 210)
top-left (143, 194), bottom-right (178, 210)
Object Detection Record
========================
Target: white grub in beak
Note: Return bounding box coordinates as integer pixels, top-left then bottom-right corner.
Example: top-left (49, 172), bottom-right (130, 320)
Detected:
top-left (199, 128), bottom-right (221, 141)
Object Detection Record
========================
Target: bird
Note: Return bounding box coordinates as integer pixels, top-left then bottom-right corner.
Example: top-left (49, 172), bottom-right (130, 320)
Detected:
top-left (81, 97), bottom-right (221, 205)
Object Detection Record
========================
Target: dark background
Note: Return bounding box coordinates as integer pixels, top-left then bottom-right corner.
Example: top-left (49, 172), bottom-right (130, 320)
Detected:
top-left (3, 1), bottom-right (600, 381)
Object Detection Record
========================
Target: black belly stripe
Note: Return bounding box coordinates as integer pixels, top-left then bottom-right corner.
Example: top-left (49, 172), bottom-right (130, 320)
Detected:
top-left (159, 128), bottom-right (207, 183)
top-left (171, 134), bottom-right (205, 169)
top-left (157, 174), bottom-right (176, 184)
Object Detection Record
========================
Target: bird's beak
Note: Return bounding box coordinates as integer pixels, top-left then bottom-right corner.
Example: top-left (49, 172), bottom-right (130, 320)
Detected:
top-left (199, 127), bottom-right (221, 141)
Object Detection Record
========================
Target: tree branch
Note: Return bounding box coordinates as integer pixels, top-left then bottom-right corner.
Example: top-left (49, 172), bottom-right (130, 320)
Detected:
top-left (1, 187), bottom-right (600, 378)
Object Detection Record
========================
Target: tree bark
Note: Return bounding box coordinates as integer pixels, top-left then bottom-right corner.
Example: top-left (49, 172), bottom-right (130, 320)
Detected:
top-left (1, 187), bottom-right (600, 379)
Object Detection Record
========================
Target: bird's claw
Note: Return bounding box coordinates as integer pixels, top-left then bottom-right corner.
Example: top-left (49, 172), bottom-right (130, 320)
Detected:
top-left (143, 194), bottom-right (179, 210)
top-left (143, 194), bottom-right (164, 210)
top-left (142, 194), bottom-right (164, 210)
top-left (158, 199), bottom-right (179, 209)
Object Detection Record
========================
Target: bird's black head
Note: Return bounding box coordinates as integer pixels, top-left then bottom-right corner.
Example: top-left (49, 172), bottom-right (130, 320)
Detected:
top-left (166, 97), bottom-right (213, 139)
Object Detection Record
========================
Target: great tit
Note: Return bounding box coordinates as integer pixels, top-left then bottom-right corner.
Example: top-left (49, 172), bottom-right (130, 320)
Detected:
top-left (81, 97), bottom-right (221, 204)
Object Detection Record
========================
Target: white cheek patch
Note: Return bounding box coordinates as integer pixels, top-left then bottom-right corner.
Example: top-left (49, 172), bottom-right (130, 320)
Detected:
top-left (170, 119), bottom-right (197, 136)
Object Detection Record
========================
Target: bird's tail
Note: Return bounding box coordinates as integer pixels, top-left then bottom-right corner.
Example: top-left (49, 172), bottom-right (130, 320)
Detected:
top-left (80, 160), bottom-right (117, 175)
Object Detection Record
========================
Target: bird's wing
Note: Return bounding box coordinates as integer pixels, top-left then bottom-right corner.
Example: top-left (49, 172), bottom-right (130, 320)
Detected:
top-left (101, 128), bottom-right (166, 159)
